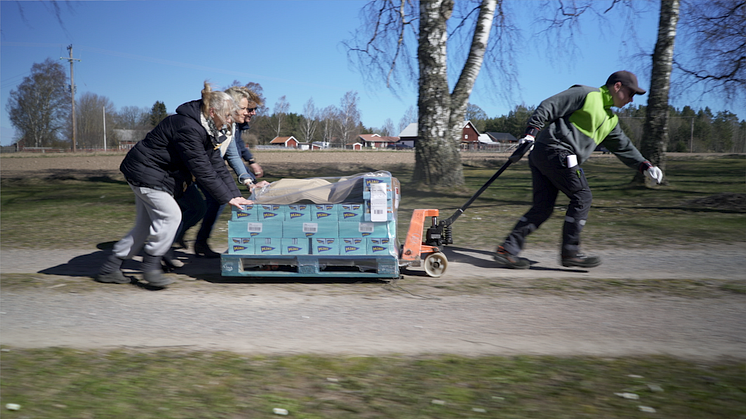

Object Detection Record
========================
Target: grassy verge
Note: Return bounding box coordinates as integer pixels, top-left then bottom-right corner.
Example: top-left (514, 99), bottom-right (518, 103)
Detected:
top-left (1, 154), bottom-right (744, 250)
top-left (2, 273), bottom-right (745, 299)
top-left (1, 347), bottom-right (744, 419)
top-left (1, 154), bottom-right (744, 418)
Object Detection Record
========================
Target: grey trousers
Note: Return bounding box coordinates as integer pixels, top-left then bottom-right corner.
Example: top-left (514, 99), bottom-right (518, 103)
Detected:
top-left (502, 142), bottom-right (592, 257)
top-left (112, 184), bottom-right (182, 259)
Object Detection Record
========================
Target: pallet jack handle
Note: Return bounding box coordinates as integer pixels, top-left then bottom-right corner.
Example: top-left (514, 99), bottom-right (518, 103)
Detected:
top-left (420, 141), bottom-right (532, 248)
top-left (442, 140), bottom-right (533, 227)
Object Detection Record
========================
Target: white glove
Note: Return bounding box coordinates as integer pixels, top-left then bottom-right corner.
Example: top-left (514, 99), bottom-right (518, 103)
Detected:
top-left (645, 166), bottom-right (663, 184)
top-left (518, 135), bottom-right (535, 151)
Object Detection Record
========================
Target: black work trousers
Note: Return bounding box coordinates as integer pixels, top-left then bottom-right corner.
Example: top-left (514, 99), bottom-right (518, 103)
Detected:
top-left (502, 142), bottom-right (592, 257)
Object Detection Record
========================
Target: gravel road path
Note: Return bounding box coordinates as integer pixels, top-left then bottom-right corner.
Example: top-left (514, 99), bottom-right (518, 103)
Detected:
top-left (2, 244), bottom-right (744, 360)
top-left (2, 152), bottom-right (744, 359)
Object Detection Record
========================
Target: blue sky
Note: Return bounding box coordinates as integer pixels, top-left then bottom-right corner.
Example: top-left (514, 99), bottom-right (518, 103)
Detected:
top-left (2, 0), bottom-right (743, 146)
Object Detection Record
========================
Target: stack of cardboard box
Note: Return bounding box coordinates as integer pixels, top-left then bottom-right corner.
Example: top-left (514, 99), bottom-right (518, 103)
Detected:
top-left (227, 174), bottom-right (399, 258)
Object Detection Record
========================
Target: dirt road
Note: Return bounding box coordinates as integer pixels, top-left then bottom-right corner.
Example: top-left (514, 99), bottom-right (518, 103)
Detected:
top-left (1, 152), bottom-right (744, 359)
top-left (1, 244), bottom-right (744, 360)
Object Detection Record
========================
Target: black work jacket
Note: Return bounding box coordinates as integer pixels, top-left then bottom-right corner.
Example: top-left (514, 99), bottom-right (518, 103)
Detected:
top-left (120, 100), bottom-right (241, 203)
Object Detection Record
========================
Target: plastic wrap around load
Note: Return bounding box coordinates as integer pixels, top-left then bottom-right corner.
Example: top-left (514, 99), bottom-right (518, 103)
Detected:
top-left (224, 171), bottom-right (400, 264)
top-left (249, 171), bottom-right (397, 206)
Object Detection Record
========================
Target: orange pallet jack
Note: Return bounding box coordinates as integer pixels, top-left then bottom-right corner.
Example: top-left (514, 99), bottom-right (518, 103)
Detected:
top-left (399, 141), bottom-right (533, 277)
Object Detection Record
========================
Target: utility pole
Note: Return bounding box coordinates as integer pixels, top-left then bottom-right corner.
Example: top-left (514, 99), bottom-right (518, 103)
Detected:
top-left (103, 106), bottom-right (107, 151)
top-left (61, 45), bottom-right (81, 152)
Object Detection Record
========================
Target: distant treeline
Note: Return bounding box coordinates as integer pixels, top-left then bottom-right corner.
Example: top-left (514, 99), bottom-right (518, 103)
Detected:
top-left (466, 104), bottom-right (745, 154)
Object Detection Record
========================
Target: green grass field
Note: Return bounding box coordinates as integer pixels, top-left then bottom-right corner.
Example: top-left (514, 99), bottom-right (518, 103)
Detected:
top-left (1, 154), bottom-right (744, 250)
top-left (1, 348), bottom-right (744, 419)
top-left (1, 153), bottom-right (745, 418)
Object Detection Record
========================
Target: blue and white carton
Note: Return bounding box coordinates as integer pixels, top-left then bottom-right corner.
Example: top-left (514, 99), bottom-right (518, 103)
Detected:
top-left (281, 238), bottom-right (310, 255)
top-left (283, 220), bottom-right (339, 238)
top-left (311, 238), bottom-right (339, 255)
top-left (254, 237), bottom-right (282, 255)
top-left (228, 220), bottom-right (283, 238)
top-left (340, 237), bottom-right (366, 255)
top-left (312, 204), bottom-right (339, 221)
top-left (231, 204), bottom-right (258, 221)
top-left (229, 237), bottom-right (254, 254)
top-left (285, 204), bottom-right (312, 221)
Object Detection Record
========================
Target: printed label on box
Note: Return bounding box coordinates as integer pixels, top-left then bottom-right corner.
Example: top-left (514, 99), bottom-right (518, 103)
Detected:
top-left (340, 203), bottom-right (364, 220)
top-left (313, 204), bottom-right (338, 221)
top-left (359, 222), bottom-right (375, 235)
top-left (229, 237), bottom-right (254, 254)
top-left (369, 182), bottom-right (388, 222)
top-left (368, 237), bottom-right (395, 255)
top-left (281, 237), bottom-right (309, 255)
top-left (229, 220), bottom-right (283, 238)
top-left (283, 220), bottom-right (338, 238)
top-left (303, 223), bottom-right (318, 233)
top-left (255, 237), bottom-right (281, 255)
top-left (232, 205), bottom-right (257, 221)
top-left (286, 204), bottom-right (311, 221)
top-left (311, 238), bottom-right (339, 255)
top-left (340, 237), bottom-right (366, 255)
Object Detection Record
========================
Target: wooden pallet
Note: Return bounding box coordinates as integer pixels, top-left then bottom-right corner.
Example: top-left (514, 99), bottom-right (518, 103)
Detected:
top-left (220, 254), bottom-right (400, 279)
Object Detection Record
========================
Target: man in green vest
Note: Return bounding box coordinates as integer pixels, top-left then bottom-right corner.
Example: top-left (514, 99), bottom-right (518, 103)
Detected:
top-left (494, 71), bottom-right (664, 269)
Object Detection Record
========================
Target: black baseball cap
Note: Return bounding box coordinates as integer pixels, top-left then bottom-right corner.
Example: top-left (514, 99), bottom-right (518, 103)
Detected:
top-left (606, 71), bottom-right (646, 95)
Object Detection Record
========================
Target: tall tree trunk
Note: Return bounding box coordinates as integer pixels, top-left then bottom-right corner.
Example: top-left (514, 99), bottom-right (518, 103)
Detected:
top-left (414, 0), bottom-right (496, 187)
top-left (637, 0), bottom-right (680, 186)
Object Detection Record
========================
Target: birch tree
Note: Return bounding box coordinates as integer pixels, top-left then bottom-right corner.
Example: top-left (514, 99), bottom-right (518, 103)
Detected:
top-left (347, 0), bottom-right (510, 186)
top-left (337, 91), bottom-right (361, 147)
top-left (636, 0), bottom-right (680, 186)
top-left (6, 58), bottom-right (70, 147)
top-left (398, 105), bottom-right (417, 135)
top-left (273, 95), bottom-right (289, 137)
top-left (381, 118), bottom-right (396, 136)
top-left (300, 98), bottom-right (318, 143)
top-left (76, 92), bottom-right (116, 149)
top-left (675, 0), bottom-right (746, 107)
top-left (319, 105), bottom-right (338, 145)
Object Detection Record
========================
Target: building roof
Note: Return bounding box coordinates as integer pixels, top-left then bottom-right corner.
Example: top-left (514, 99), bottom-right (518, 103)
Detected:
top-left (478, 133), bottom-right (495, 144)
top-left (486, 132), bottom-right (518, 142)
top-left (398, 123), bottom-right (418, 137)
top-left (359, 134), bottom-right (399, 143)
top-left (270, 136), bottom-right (297, 144)
top-left (358, 134), bottom-right (381, 142)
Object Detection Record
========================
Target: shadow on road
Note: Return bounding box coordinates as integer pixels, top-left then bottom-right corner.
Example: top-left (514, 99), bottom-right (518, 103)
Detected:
top-left (37, 243), bottom-right (388, 286)
top-left (440, 246), bottom-right (588, 273)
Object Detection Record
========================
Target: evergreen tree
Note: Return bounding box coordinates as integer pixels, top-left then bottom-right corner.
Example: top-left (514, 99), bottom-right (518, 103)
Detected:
top-left (149, 101), bottom-right (168, 127)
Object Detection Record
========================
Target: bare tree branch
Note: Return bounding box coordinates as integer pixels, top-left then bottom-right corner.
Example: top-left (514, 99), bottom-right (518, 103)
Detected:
top-left (673, 0), bottom-right (746, 105)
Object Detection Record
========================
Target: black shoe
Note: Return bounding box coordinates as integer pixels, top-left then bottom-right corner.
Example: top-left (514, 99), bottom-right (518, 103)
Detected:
top-left (173, 237), bottom-right (187, 249)
top-left (561, 253), bottom-right (602, 268)
top-left (162, 249), bottom-right (184, 270)
top-left (493, 246), bottom-right (530, 269)
top-left (162, 257), bottom-right (184, 271)
top-left (194, 241), bottom-right (221, 258)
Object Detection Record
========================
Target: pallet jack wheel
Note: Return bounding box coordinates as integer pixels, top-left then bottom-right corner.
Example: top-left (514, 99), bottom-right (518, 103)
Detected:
top-left (424, 252), bottom-right (448, 278)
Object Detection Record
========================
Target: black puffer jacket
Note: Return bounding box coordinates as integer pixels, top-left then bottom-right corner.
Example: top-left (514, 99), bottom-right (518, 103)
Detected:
top-left (120, 100), bottom-right (241, 203)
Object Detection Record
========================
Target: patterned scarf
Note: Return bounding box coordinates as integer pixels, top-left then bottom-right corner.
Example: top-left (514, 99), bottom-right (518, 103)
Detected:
top-left (203, 114), bottom-right (230, 151)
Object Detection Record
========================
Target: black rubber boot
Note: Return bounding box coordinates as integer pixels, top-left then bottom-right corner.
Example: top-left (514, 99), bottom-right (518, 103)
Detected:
top-left (142, 253), bottom-right (173, 287)
top-left (97, 254), bottom-right (129, 284)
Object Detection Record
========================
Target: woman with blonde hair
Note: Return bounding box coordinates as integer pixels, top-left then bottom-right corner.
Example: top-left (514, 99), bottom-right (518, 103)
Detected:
top-left (97, 82), bottom-right (253, 287)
